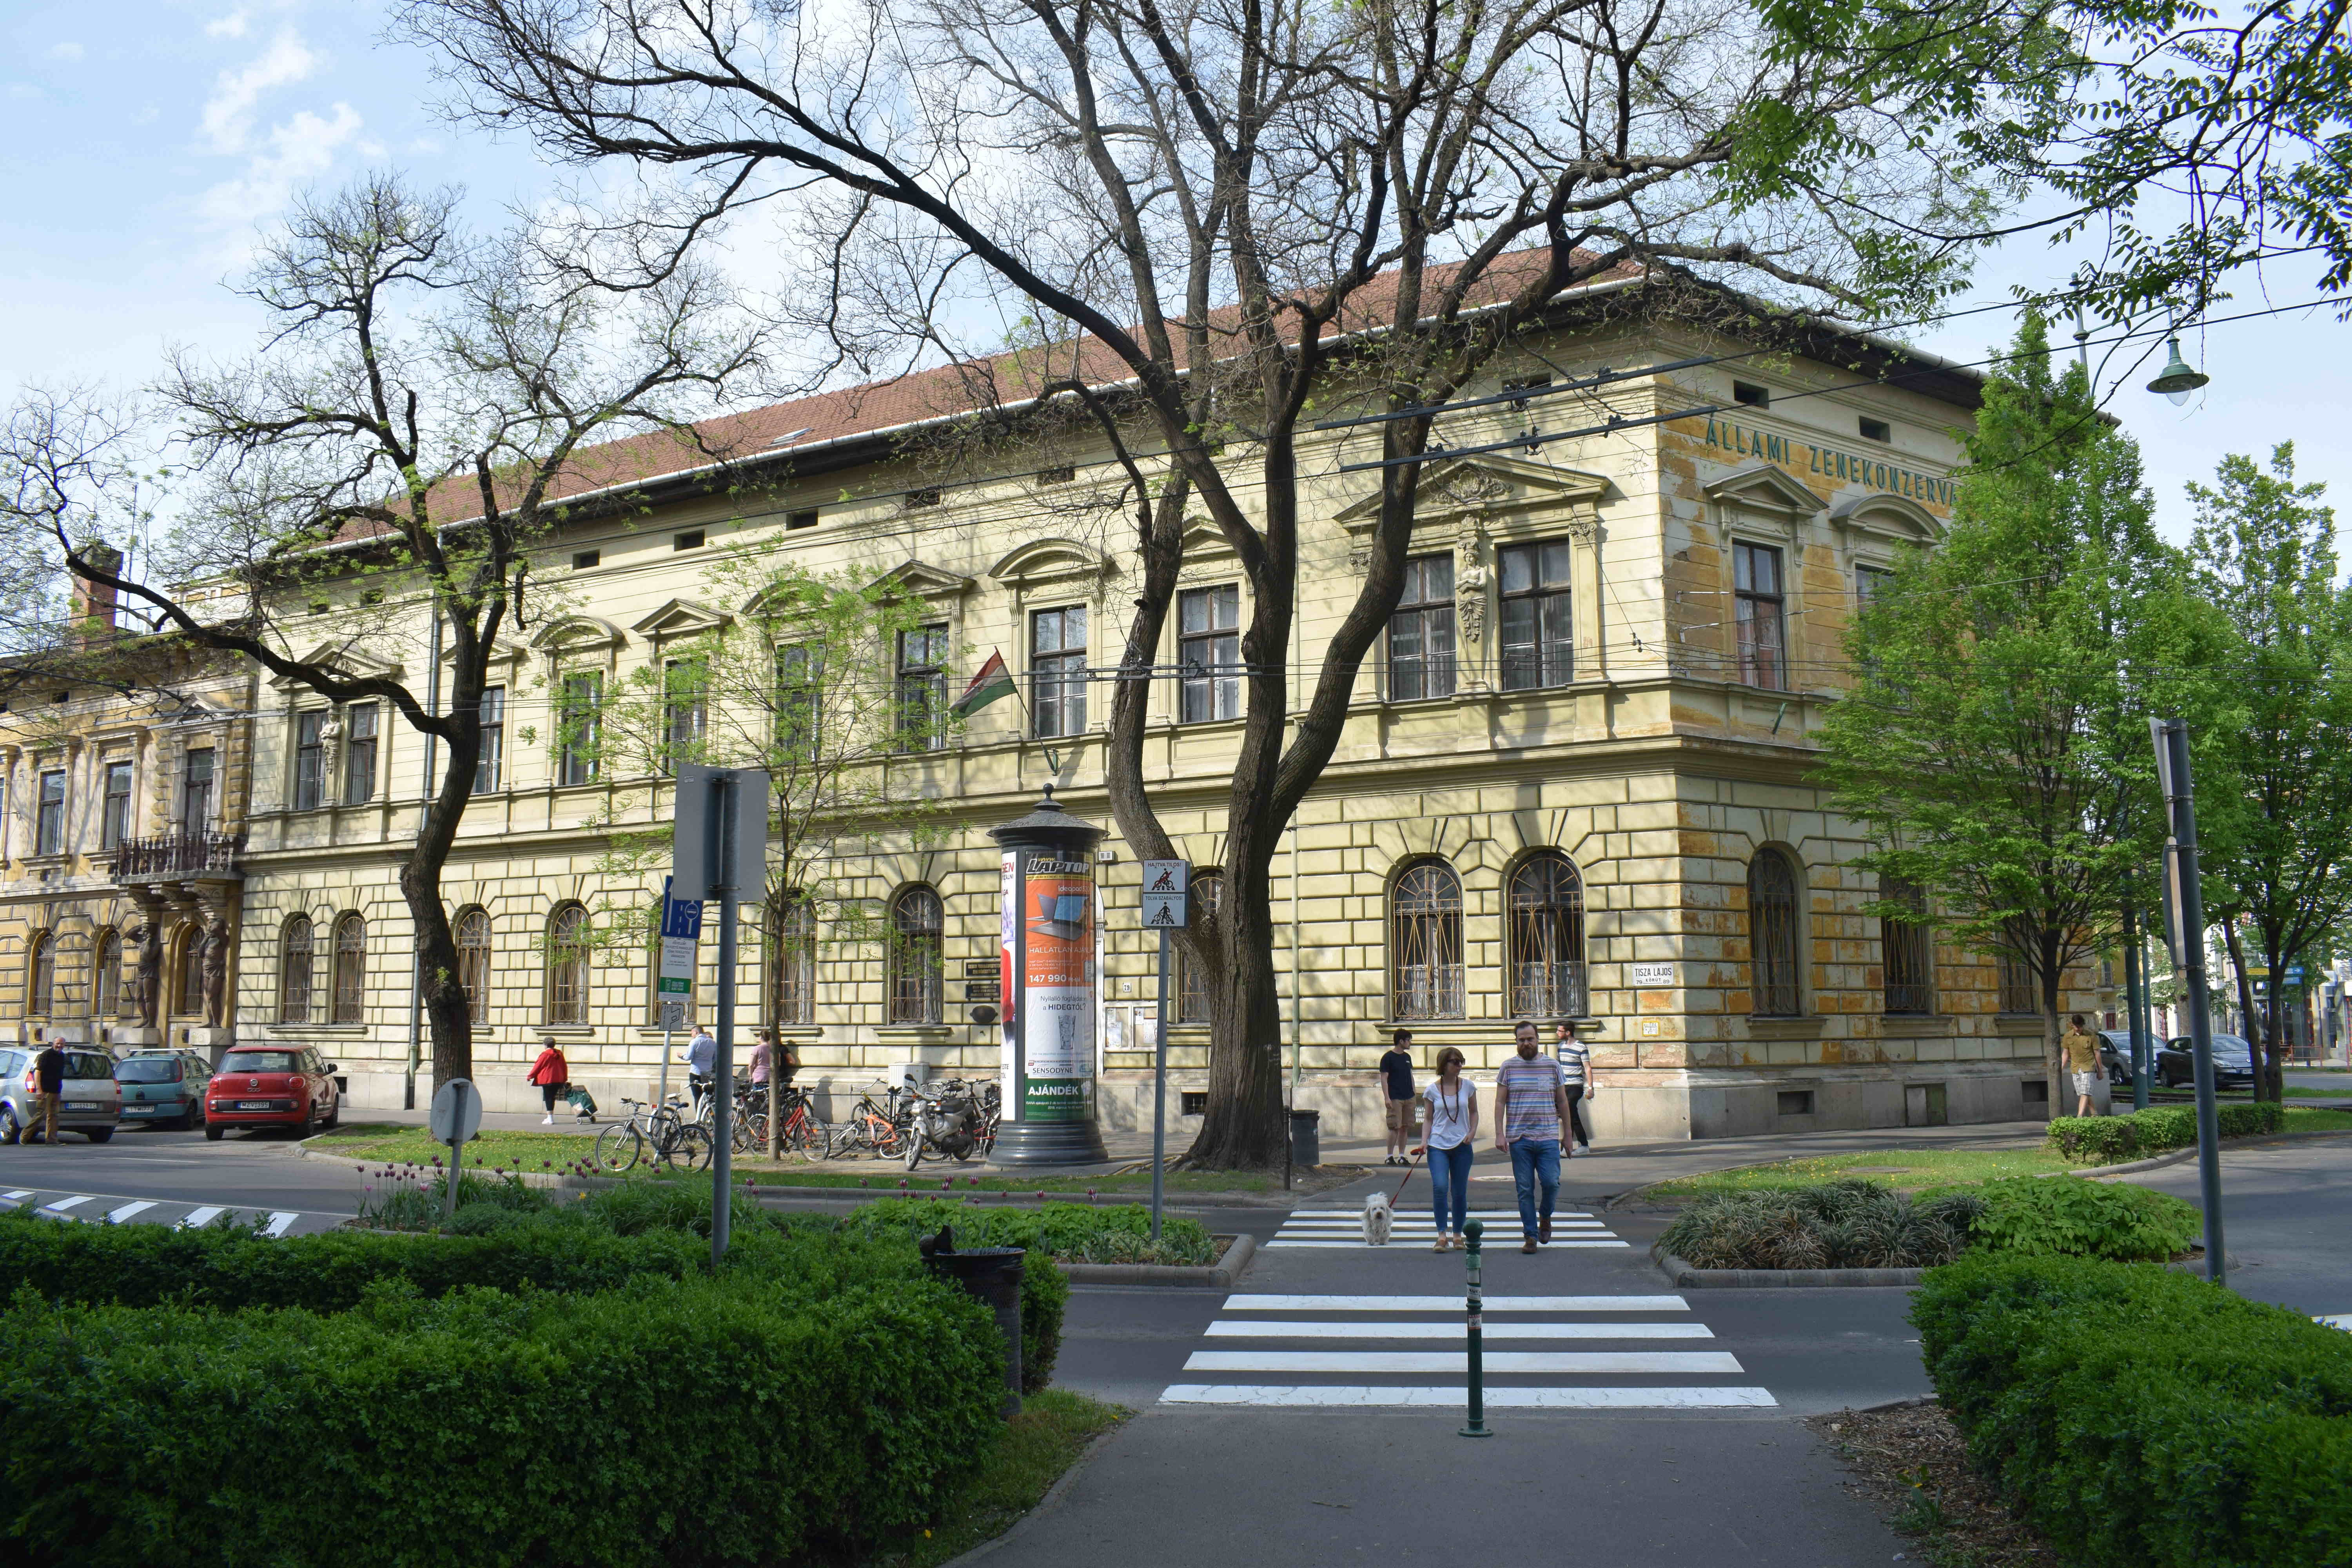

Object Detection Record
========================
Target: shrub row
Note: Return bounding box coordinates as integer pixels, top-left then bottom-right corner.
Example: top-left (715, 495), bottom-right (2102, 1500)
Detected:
top-left (1656, 1177), bottom-right (2200, 1270)
top-left (0, 1269), bottom-right (1004, 1568)
top-left (1964, 1176), bottom-right (2200, 1262)
top-left (1914, 1254), bottom-right (2352, 1567)
top-left (2047, 1100), bottom-right (2286, 1163)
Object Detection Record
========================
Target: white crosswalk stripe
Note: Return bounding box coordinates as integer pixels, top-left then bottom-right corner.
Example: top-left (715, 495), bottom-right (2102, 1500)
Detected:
top-left (40, 1195), bottom-right (93, 1214)
top-left (177, 1206), bottom-right (225, 1229)
top-left (103, 1201), bottom-right (157, 1224)
top-left (262, 1212), bottom-right (300, 1238)
top-left (0, 1190), bottom-right (32, 1206)
top-left (1158, 1292), bottom-right (1777, 1412)
top-left (1270, 1207), bottom-right (1630, 1250)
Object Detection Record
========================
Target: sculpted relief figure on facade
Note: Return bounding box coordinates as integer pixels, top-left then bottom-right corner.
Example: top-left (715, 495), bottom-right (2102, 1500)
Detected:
top-left (200, 914), bottom-right (232, 1027)
top-left (129, 915), bottom-right (162, 1029)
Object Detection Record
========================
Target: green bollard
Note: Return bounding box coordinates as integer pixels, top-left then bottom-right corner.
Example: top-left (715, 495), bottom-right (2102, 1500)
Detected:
top-left (1460, 1218), bottom-right (1491, 1438)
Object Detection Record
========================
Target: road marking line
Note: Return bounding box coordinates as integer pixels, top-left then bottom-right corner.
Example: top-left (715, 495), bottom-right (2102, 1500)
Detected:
top-left (1279, 1216), bottom-right (1611, 1227)
top-left (1292, 1209), bottom-right (1594, 1218)
top-left (1204, 1320), bottom-right (1713, 1340)
top-left (1267, 1238), bottom-right (1629, 1249)
top-left (178, 1206), bottom-right (224, 1229)
top-left (40, 1195), bottom-right (93, 1214)
top-left (1223, 1294), bottom-right (1691, 1312)
top-left (2317, 1313), bottom-right (2352, 1331)
top-left (262, 1212), bottom-right (300, 1238)
top-left (103, 1201), bottom-right (157, 1224)
top-left (0, 1190), bottom-right (33, 1204)
top-left (1160, 1384), bottom-right (1779, 1409)
top-left (1181, 1349), bottom-right (1746, 1374)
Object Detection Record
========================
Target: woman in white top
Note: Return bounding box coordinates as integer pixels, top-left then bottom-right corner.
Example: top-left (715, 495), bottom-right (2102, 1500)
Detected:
top-left (1416, 1047), bottom-right (1480, 1251)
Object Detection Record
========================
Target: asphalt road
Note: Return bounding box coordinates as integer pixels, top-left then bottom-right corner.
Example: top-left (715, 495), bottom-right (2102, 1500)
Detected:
top-left (2127, 1137), bottom-right (2352, 1316)
top-left (0, 1122), bottom-right (367, 1232)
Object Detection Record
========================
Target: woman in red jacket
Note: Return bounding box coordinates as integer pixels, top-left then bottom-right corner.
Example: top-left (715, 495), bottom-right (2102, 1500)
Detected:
top-left (526, 1037), bottom-right (569, 1126)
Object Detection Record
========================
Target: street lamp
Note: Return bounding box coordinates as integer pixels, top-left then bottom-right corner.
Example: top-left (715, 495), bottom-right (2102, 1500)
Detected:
top-left (2147, 336), bottom-right (2210, 405)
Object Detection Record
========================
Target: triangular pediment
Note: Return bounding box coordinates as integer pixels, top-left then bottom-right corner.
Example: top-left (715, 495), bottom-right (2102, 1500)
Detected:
top-left (1832, 492), bottom-right (1944, 546)
top-left (1703, 463), bottom-right (1826, 517)
top-left (269, 642), bottom-right (405, 690)
top-left (870, 560), bottom-right (975, 600)
top-left (530, 614), bottom-right (626, 653)
top-left (987, 537), bottom-right (1111, 586)
top-left (630, 598), bottom-right (733, 640)
top-left (1335, 455), bottom-right (1611, 528)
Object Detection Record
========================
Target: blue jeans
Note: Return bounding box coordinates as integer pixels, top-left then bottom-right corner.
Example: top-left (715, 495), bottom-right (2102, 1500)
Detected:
top-left (1509, 1137), bottom-right (1561, 1240)
top-left (1429, 1142), bottom-right (1473, 1234)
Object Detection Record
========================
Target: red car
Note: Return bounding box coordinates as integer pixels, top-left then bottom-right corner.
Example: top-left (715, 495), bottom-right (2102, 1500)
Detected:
top-left (203, 1046), bottom-right (343, 1138)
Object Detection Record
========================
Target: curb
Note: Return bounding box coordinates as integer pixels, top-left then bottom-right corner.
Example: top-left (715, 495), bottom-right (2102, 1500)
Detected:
top-left (1059, 1232), bottom-right (1256, 1289)
top-left (937, 1417), bottom-right (1129, 1568)
top-left (1652, 1250), bottom-right (1925, 1289)
top-left (2063, 1127), bottom-right (2352, 1179)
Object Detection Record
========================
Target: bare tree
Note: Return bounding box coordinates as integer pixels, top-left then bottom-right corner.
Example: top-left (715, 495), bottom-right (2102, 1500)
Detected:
top-left (406, 0), bottom-right (1975, 1164)
top-left (22, 174), bottom-right (762, 1090)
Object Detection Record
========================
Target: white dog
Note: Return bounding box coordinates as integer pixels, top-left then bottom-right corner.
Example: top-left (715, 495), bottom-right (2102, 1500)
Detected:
top-left (1362, 1188), bottom-right (1394, 1245)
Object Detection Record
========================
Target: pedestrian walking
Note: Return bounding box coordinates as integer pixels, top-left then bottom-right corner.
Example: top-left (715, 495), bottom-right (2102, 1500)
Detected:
top-left (2063, 1014), bottom-right (2102, 1116)
top-left (526, 1036), bottom-right (569, 1125)
top-left (28, 1039), bottom-right (63, 1145)
top-left (1492, 1019), bottom-right (1576, 1254)
top-left (683, 1022), bottom-right (717, 1113)
top-left (748, 1029), bottom-right (773, 1092)
top-left (1416, 1047), bottom-right (1479, 1250)
top-left (1552, 1021), bottom-right (1595, 1150)
top-left (1379, 1028), bottom-right (1418, 1165)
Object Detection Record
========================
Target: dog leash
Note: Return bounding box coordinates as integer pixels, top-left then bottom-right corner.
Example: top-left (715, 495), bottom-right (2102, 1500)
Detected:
top-left (1392, 1144), bottom-right (1425, 1201)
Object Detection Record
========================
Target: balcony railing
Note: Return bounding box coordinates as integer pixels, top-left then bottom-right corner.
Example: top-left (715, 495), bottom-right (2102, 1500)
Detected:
top-left (111, 832), bottom-right (245, 879)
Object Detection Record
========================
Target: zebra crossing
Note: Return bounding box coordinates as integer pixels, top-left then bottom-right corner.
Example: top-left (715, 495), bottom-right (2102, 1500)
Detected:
top-left (1268, 1207), bottom-right (1629, 1249)
top-left (0, 1188), bottom-right (330, 1237)
top-left (1161, 1292), bottom-right (1776, 1410)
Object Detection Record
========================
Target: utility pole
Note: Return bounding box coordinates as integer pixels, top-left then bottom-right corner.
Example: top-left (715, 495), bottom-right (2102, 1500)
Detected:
top-left (2152, 718), bottom-right (2227, 1285)
top-left (2123, 884), bottom-right (2151, 1112)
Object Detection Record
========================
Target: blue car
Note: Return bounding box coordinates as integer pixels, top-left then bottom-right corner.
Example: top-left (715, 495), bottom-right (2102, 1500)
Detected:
top-left (113, 1049), bottom-right (214, 1130)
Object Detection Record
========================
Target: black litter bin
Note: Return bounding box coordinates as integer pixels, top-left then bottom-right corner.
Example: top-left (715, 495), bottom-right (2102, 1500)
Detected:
top-left (921, 1230), bottom-right (1026, 1414)
top-left (1289, 1107), bottom-right (1321, 1167)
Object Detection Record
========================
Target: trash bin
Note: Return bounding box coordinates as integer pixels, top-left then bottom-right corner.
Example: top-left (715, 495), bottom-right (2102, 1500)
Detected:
top-left (1289, 1106), bottom-right (1321, 1167)
top-left (920, 1229), bottom-right (1026, 1415)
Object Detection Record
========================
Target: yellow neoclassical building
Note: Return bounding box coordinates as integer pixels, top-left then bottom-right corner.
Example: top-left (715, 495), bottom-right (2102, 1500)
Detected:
top-left (10, 305), bottom-right (2109, 1141)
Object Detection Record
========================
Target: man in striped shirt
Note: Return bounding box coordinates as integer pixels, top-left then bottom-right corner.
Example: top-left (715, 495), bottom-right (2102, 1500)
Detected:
top-left (1492, 1019), bottom-right (1577, 1253)
top-left (1554, 1021), bottom-right (1595, 1150)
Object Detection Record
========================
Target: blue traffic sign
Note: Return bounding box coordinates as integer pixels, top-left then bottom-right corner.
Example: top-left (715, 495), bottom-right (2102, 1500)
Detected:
top-left (660, 875), bottom-right (704, 940)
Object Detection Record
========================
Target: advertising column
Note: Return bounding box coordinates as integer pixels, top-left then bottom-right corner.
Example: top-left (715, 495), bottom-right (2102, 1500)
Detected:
top-left (988, 787), bottom-right (1108, 1165)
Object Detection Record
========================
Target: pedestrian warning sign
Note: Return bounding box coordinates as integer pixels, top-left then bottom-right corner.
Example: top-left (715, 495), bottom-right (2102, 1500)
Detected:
top-left (1141, 859), bottom-right (1189, 928)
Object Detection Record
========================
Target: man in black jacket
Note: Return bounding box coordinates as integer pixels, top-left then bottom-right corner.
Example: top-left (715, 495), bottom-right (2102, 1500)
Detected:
top-left (30, 1040), bottom-right (64, 1145)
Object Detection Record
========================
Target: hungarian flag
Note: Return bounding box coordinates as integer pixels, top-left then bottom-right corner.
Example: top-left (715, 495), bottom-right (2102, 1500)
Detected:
top-left (950, 649), bottom-right (1017, 717)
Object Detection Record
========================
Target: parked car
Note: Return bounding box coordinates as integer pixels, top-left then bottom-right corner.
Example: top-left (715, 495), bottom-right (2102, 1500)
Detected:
top-left (203, 1046), bottom-right (342, 1139)
top-left (0, 1045), bottom-right (122, 1143)
top-left (2156, 1033), bottom-right (2258, 1090)
top-left (2097, 1029), bottom-right (2150, 1087)
top-left (114, 1048), bottom-right (216, 1131)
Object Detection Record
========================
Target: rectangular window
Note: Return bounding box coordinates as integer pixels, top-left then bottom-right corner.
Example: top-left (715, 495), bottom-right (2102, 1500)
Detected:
top-left (35, 770), bottom-right (65, 856)
top-left (1859, 416), bottom-right (1892, 443)
top-left (557, 672), bottom-right (603, 786)
top-left (1499, 540), bottom-right (1574, 691)
top-left (293, 711), bottom-right (327, 810)
top-left (473, 687), bottom-right (505, 795)
top-left (182, 749), bottom-right (214, 833)
top-left (1997, 950), bottom-right (2037, 1014)
top-left (572, 549), bottom-right (601, 570)
top-left (343, 703), bottom-right (378, 805)
top-left (774, 644), bottom-right (821, 759)
top-left (100, 760), bottom-right (133, 850)
top-left (784, 509), bottom-right (819, 531)
top-left (1733, 541), bottom-right (1787, 690)
top-left (903, 486), bottom-right (944, 510)
top-left (661, 661), bottom-right (706, 772)
top-left (673, 530), bottom-right (705, 551)
top-left (896, 625), bottom-right (951, 751)
top-left (1031, 606), bottom-right (1087, 739)
top-left (1178, 584), bottom-right (1241, 723)
top-left (1733, 380), bottom-right (1770, 407)
top-left (1855, 563), bottom-right (1895, 609)
top-left (1388, 554), bottom-right (1457, 701)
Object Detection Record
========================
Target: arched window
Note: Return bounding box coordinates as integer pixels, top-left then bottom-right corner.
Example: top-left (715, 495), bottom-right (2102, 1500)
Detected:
top-left (1174, 874), bottom-right (1223, 1024)
top-left (1747, 849), bottom-right (1802, 1017)
top-left (888, 885), bottom-right (944, 1024)
top-left (27, 933), bottom-right (54, 1017)
top-left (546, 904), bottom-right (590, 1026)
top-left (770, 896), bottom-right (816, 1026)
top-left (280, 916), bottom-right (315, 1024)
top-left (332, 914), bottom-right (367, 1024)
top-left (1391, 861), bottom-right (1464, 1020)
top-left (174, 926), bottom-right (204, 1017)
top-left (456, 907), bottom-right (492, 1024)
top-left (1508, 853), bottom-right (1587, 1018)
top-left (1880, 877), bottom-right (1933, 1015)
top-left (94, 929), bottom-right (122, 1018)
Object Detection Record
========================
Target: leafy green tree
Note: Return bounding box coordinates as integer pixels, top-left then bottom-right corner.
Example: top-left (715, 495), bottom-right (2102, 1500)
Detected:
top-left (1816, 315), bottom-right (2190, 1114)
top-left (2182, 445), bottom-right (2351, 1100)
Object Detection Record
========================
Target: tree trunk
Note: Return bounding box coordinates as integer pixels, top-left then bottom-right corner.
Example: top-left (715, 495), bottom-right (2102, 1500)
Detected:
top-left (1187, 886), bottom-right (1289, 1169)
top-left (401, 697), bottom-right (482, 1089)
top-left (2223, 925), bottom-right (2265, 1102)
top-left (2042, 1000), bottom-right (2066, 1122)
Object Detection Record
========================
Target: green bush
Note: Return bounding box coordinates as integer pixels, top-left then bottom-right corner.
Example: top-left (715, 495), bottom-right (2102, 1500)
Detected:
top-left (2046, 1114), bottom-right (2140, 1162)
top-left (1914, 1254), bottom-right (2352, 1567)
top-left (0, 1269), bottom-right (1004, 1568)
top-left (1654, 1180), bottom-right (1975, 1269)
top-left (853, 1197), bottom-right (1220, 1266)
top-left (2218, 1100), bottom-right (2288, 1137)
top-left (2045, 1101), bottom-right (2285, 1164)
top-left (1968, 1177), bottom-right (2200, 1262)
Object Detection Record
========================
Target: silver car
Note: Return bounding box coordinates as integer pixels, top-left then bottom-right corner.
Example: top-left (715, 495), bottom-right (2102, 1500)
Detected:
top-left (0, 1046), bottom-right (123, 1143)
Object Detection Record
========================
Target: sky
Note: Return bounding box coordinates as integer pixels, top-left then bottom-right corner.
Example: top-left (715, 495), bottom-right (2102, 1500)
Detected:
top-left (4, 0), bottom-right (2347, 549)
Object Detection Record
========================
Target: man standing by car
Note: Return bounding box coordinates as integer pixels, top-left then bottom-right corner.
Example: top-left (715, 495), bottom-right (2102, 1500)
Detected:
top-left (1379, 1029), bottom-right (1417, 1166)
top-left (1493, 1019), bottom-right (1577, 1254)
top-left (2063, 1014), bottom-right (2102, 1116)
top-left (29, 1039), bottom-right (64, 1145)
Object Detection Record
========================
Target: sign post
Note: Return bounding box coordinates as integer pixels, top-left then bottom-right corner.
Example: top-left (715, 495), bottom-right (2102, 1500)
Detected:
top-left (986, 787), bottom-right (1108, 1165)
top-left (655, 878), bottom-right (701, 1126)
top-left (1141, 859), bottom-right (1189, 1243)
top-left (2152, 717), bottom-right (2227, 1285)
top-left (428, 1078), bottom-right (482, 1221)
top-left (672, 763), bottom-right (770, 1264)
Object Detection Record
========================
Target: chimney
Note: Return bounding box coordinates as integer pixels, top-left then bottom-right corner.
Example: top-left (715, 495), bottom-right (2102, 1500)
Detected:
top-left (69, 543), bottom-right (122, 645)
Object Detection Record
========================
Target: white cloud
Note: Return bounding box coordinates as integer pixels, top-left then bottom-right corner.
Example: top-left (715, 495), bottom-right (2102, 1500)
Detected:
top-left (199, 31), bottom-right (320, 155)
top-left (198, 101), bottom-right (364, 228)
top-left (46, 42), bottom-right (84, 62)
top-left (207, 11), bottom-right (250, 39)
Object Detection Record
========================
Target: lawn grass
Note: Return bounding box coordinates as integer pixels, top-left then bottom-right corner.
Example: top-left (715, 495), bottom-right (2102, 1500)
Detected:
top-left (1647, 1146), bottom-right (2073, 1199)
top-left (2283, 1106), bottom-right (2352, 1132)
top-left (308, 1123), bottom-right (604, 1171)
top-left (846, 1390), bottom-right (1126, 1568)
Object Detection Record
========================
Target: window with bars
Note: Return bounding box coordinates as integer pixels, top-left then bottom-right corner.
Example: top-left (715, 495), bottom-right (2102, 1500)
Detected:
top-left (661, 662), bottom-right (706, 773)
top-left (26, 933), bottom-right (53, 1017)
top-left (896, 626), bottom-right (951, 752)
top-left (771, 897), bottom-right (816, 1025)
top-left (182, 749), bottom-right (214, 833)
top-left (100, 760), bottom-right (133, 849)
top-left (456, 907), bottom-right (492, 1024)
top-left (546, 904), bottom-right (590, 1026)
top-left (773, 645), bottom-right (820, 760)
top-left (1499, 541), bottom-right (1574, 690)
top-left (889, 885), bottom-right (944, 1024)
top-left (1880, 877), bottom-right (1933, 1015)
top-left (95, 929), bottom-right (122, 1017)
top-left (1747, 848), bottom-right (1802, 1016)
top-left (1174, 874), bottom-right (1222, 1023)
top-left (1391, 861), bottom-right (1465, 1019)
top-left (1734, 541), bottom-right (1788, 690)
top-left (1507, 852), bottom-right (1588, 1017)
top-left (556, 672), bottom-right (603, 786)
top-left (280, 916), bottom-right (315, 1024)
top-left (344, 704), bottom-right (379, 804)
top-left (1996, 949), bottom-right (2038, 1014)
top-left (1179, 585), bottom-right (1241, 722)
top-left (332, 914), bottom-right (367, 1024)
top-left (176, 927), bottom-right (204, 1017)
top-left (1032, 606), bottom-right (1088, 738)
top-left (294, 712), bottom-right (328, 810)
top-left (474, 688), bottom-right (506, 794)
top-left (35, 770), bottom-right (64, 856)
top-left (1388, 555), bottom-right (1457, 700)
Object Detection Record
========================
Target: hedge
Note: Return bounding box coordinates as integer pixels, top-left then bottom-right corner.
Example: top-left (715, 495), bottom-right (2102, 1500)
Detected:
top-left (1914, 1254), bottom-right (2352, 1568)
top-left (0, 1269), bottom-right (1004, 1568)
top-left (1967, 1177), bottom-right (2200, 1262)
top-left (2047, 1100), bottom-right (2285, 1163)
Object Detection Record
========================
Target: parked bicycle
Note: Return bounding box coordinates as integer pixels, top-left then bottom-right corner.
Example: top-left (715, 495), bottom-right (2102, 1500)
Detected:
top-left (763, 1083), bottom-right (832, 1161)
top-left (593, 1095), bottom-right (713, 1174)
top-left (829, 1082), bottom-right (913, 1159)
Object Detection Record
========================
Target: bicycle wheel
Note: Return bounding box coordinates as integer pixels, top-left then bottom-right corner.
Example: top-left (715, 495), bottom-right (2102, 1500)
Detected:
top-left (662, 1123), bottom-right (713, 1173)
top-left (593, 1122), bottom-right (644, 1174)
